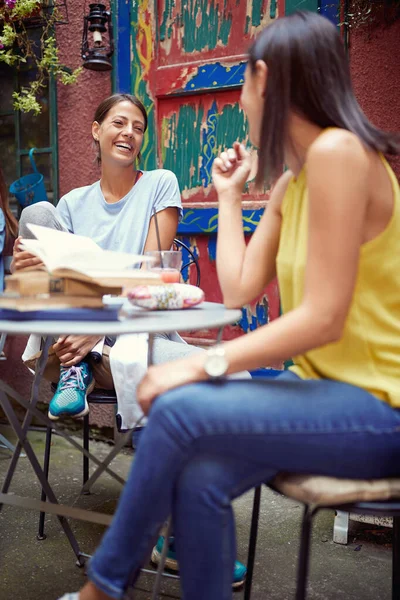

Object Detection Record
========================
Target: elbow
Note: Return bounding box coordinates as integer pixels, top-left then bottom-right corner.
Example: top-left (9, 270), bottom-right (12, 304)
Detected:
top-left (323, 324), bottom-right (343, 345)
top-left (312, 311), bottom-right (345, 346)
top-left (224, 299), bottom-right (243, 310)
top-left (222, 292), bottom-right (246, 310)
top-left (301, 301), bottom-right (346, 346)
top-left (222, 287), bottom-right (264, 310)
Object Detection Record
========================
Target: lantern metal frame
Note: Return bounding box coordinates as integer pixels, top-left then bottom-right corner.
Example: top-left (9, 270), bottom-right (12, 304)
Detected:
top-left (81, 3), bottom-right (114, 72)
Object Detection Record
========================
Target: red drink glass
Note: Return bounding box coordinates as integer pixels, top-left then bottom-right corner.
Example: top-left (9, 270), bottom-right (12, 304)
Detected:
top-left (145, 250), bottom-right (182, 283)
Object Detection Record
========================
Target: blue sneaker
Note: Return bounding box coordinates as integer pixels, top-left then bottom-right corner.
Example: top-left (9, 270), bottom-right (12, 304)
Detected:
top-left (151, 535), bottom-right (247, 589)
top-left (48, 361), bottom-right (94, 420)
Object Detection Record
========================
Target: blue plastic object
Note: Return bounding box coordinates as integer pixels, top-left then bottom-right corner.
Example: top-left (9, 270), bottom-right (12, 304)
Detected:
top-left (9, 148), bottom-right (48, 208)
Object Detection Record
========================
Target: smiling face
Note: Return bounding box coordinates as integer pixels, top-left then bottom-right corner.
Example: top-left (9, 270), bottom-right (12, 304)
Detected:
top-left (92, 100), bottom-right (146, 168)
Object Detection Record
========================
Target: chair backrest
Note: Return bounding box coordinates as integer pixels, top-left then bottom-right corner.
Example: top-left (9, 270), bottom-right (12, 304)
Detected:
top-left (173, 238), bottom-right (201, 287)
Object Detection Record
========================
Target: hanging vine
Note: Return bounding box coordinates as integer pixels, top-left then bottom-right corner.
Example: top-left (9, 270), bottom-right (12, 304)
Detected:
top-left (0, 0), bottom-right (82, 114)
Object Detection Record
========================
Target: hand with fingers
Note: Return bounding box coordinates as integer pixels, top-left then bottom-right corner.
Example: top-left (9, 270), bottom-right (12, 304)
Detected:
top-left (53, 335), bottom-right (102, 367)
top-left (137, 356), bottom-right (206, 416)
top-left (10, 236), bottom-right (44, 273)
top-left (212, 142), bottom-right (252, 196)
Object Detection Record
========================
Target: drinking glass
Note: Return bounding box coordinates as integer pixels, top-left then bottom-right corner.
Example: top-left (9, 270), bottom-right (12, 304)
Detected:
top-left (145, 250), bottom-right (182, 283)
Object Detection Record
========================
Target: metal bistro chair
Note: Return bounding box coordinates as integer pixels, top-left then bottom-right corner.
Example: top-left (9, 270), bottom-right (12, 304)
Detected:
top-left (0, 257), bottom-right (24, 454)
top-left (0, 333), bottom-right (26, 455)
top-left (244, 476), bottom-right (400, 600)
top-left (37, 238), bottom-right (201, 540)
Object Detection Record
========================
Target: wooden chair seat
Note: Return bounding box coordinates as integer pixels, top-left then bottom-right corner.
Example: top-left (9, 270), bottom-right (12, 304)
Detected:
top-left (273, 473), bottom-right (400, 506)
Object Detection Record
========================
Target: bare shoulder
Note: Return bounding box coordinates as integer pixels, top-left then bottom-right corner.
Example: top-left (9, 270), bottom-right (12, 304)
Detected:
top-left (308, 129), bottom-right (369, 173)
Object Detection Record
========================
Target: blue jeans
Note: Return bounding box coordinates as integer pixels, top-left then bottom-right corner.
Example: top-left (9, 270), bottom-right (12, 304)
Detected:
top-left (87, 372), bottom-right (400, 600)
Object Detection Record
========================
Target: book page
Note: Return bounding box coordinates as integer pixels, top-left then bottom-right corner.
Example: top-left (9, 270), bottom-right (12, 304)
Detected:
top-left (21, 224), bottom-right (153, 274)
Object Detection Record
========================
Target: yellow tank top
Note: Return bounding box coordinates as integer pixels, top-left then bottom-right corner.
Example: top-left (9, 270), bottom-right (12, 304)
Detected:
top-left (276, 154), bottom-right (400, 407)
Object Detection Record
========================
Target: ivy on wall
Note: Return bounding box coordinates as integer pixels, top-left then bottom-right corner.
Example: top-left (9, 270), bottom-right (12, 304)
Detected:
top-left (0, 0), bottom-right (81, 114)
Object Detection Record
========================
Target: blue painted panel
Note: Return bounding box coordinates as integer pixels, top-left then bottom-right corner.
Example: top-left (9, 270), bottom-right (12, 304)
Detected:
top-left (200, 102), bottom-right (218, 188)
top-left (114, 0), bottom-right (131, 93)
top-left (179, 235), bottom-right (200, 282)
top-left (185, 62), bottom-right (246, 92)
top-left (239, 302), bottom-right (269, 332)
top-left (207, 237), bottom-right (217, 261)
top-left (319, 0), bottom-right (340, 25)
top-left (178, 207), bottom-right (264, 235)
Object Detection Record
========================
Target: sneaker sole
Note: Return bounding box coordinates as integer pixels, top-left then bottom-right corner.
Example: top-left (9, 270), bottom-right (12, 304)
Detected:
top-left (151, 547), bottom-right (179, 572)
top-left (48, 379), bottom-right (94, 421)
top-left (150, 548), bottom-right (245, 589)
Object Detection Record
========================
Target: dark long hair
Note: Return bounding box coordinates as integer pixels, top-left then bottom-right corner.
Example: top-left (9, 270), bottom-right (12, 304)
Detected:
top-left (0, 167), bottom-right (18, 244)
top-left (93, 93), bottom-right (148, 166)
top-left (248, 11), bottom-right (400, 186)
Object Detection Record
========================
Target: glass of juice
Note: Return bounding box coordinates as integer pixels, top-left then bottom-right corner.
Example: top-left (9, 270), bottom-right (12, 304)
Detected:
top-left (145, 250), bottom-right (182, 283)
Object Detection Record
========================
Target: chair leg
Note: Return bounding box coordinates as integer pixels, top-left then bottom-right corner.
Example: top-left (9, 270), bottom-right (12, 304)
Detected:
top-left (37, 426), bottom-right (52, 540)
top-left (295, 505), bottom-right (315, 600)
top-left (244, 486), bottom-right (262, 600)
top-left (151, 519), bottom-right (173, 600)
top-left (82, 414), bottom-right (90, 493)
top-left (392, 516), bottom-right (400, 600)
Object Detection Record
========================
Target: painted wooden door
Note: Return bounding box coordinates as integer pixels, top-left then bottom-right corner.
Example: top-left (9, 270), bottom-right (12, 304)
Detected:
top-left (113, 0), bottom-right (283, 352)
top-left (123, 0), bottom-right (282, 349)
top-left (113, 0), bottom-right (337, 354)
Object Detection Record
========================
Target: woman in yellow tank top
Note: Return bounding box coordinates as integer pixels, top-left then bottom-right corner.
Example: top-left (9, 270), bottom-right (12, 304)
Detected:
top-left (60, 11), bottom-right (400, 600)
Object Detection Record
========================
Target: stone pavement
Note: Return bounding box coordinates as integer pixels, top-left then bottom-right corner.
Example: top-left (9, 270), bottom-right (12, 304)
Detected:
top-left (0, 424), bottom-right (392, 600)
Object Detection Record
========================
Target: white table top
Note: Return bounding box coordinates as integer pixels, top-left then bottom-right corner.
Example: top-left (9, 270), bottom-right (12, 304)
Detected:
top-left (0, 302), bottom-right (242, 336)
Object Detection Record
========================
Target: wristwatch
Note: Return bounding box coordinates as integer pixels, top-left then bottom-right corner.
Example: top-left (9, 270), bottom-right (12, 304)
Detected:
top-left (204, 345), bottom-right (229, 379)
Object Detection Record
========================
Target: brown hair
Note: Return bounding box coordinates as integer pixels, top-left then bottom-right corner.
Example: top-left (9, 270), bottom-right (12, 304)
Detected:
top-left (93, 93), bottom-right (148, 166)
top-left (0, 167), bottom-right (18, 246)
top-left (248, 11), bottom-right (400, 187)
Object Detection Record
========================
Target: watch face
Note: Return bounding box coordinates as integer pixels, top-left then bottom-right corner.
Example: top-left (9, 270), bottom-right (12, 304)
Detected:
top-left (206, 350), bottom-right (228, 378)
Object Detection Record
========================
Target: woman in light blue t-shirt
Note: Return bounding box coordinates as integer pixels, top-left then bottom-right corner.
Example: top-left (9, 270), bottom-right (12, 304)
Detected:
top-left (12, 94), bottom-right (247, 588)
top-left (13, 93), bottom-right (185, 414)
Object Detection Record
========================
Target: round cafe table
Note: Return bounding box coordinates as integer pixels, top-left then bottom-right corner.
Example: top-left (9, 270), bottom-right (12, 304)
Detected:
top-left (0, 301), bottom-right (242, 584)
top-left (0, 301), bottom-right (242, 336)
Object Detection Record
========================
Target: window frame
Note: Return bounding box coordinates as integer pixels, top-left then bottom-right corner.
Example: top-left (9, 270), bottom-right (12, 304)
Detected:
top-left (0, 62), bottom-right (59, 210)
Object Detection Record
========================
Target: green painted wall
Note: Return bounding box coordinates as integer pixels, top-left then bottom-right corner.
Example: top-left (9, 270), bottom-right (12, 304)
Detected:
top-left (285, 0), bottom-right (319, 14)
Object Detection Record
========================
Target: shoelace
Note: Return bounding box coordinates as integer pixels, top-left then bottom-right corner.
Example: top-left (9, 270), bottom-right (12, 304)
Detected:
top-left (59, 365), bottom-right (86, 391)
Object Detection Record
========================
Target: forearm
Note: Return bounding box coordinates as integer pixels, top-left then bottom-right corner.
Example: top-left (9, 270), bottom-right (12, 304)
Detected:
top-left (216, 191), bottom-right (247, 302)
top-left (190, 304), bottom-right (341, 377)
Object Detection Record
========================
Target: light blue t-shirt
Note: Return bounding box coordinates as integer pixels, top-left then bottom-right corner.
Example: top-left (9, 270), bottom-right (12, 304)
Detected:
top-left (56, 169), bottom-right (182, 254)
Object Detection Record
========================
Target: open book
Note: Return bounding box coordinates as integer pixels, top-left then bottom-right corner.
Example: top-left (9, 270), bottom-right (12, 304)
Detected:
top-left (19, 224), bottom-right (160, 287)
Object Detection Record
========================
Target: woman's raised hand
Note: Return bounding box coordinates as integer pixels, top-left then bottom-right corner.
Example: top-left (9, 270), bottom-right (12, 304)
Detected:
top-left (212, 142), bottom-right (252, 196)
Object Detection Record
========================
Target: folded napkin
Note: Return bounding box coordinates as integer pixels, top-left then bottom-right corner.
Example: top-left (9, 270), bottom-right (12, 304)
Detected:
top-left (109, 331), bottom-right (188, 430)
top-left (109, 333), bottom-right (149, 430)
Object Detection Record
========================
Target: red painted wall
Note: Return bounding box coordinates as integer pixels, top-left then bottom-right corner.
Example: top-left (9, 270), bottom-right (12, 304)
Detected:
top-left (56, 0), bottom-right (112, 198)
top-left (350, 20), bottom-right (400, 177)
